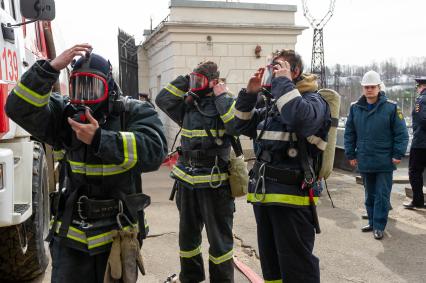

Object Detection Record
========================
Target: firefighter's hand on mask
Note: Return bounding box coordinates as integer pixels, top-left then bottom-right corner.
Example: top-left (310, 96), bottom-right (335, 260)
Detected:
top-left (213, 82), bottom-right (228, 96)
top-left (246, 68), bottom-right (264, 94)
top-left (67, 109), bottom-right (99, 145)
top-left (50, 44), bottom-right (93, 71)
top-left (274, 60), bottom-right (292, 81)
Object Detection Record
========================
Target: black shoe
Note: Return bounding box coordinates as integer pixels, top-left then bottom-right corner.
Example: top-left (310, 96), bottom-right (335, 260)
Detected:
top-left (361, 225), bottom-right (373, 232)
top-left (403, 201), bottom-right (425, 209)
top-left (361, 213), bottom-right (368, 220)
top-left (374, 230), bottom-right (384, 240)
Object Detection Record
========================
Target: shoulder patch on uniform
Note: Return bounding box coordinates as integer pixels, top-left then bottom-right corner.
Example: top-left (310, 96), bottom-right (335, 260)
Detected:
top-left (396, 108), bottom-right (404, 120)
top-left (386, 99), bottom-right (397, 104)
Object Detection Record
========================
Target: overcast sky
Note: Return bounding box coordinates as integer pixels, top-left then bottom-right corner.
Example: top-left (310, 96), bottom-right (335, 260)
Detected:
top-left (53, 0), bottom-right (425, 69)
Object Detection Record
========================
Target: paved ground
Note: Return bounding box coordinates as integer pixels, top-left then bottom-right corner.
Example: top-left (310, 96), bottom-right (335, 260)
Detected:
top-left (32, 166), bottom-right (426, 283)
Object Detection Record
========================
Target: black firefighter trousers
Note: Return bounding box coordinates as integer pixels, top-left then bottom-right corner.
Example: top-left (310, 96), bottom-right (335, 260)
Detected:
top-left (175, 181), bottom-right (235, 283)
top-left (253, 205), bottom-right (320, 283)
top-left (409, 148), bottom-right (426, 206)
top-left (49, 238), bottom-right (109, 283)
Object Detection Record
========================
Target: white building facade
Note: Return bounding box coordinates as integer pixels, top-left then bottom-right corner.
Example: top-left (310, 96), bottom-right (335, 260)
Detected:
top-left (138, 0), bottom-right (306, 149)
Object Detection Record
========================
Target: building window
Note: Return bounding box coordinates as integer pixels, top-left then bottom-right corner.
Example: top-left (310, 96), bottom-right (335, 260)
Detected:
top-left (9, 0), bottom-right (16, 19)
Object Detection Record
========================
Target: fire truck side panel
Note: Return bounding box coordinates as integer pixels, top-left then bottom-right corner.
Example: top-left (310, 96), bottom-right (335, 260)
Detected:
top-left (0, 141), bottom-right (33, 226)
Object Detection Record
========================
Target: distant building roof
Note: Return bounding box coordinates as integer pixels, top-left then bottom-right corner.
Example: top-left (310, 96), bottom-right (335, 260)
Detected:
top-left (170, 0), bottom-right (297, 12)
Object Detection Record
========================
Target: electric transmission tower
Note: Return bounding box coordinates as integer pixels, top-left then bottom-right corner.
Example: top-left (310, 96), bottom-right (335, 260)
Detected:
top-left (301, 0), bottom-right (336, 88)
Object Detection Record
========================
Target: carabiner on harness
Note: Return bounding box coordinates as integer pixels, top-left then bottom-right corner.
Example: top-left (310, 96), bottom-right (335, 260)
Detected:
top-left (77, 195), bottom-right (88, 220)
top-left (254, 162), bottom-right (267, 201)
top-left (301, 177), bottom-right (315, 190)
top-left (75, 195), bottom-right (93, 229)
top-left (209, 156), bottom-right (223, 189)
top-left (116, 200), bottom-right (133, 230)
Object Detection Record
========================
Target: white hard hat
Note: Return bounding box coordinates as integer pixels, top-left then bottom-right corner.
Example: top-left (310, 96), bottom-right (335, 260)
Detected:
top-left (361, 70), bottom-right (382, 86)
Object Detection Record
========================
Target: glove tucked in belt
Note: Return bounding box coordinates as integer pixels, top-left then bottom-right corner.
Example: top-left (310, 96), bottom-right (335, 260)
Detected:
top-left (104, 229), bottom-right (146, 283)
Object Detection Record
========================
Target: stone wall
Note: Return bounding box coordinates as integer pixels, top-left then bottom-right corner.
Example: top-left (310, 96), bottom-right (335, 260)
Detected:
top-left (139, 0), bottom-right (305, 150)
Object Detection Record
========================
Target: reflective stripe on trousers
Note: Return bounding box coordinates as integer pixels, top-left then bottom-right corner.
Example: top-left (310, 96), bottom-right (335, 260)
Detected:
top-left (247, 193), bottom-right (318, 206)
top-left (180, 245), bottom-right (202, 258)
top-left (209, 249), bottom-right (234, 264)
top-left (50, 220), bottom-right (139, 250)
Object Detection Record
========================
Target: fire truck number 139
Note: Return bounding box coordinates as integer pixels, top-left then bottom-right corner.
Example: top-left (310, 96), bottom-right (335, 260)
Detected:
top-left (0, 48), bottom-right (18, 82)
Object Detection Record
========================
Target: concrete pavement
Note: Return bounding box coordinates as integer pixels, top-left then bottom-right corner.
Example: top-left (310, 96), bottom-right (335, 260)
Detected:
top-left (32, 166), bottom-right (426, 283)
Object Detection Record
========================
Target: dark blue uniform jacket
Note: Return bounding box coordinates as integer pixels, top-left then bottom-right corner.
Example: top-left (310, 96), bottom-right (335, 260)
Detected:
top-left (344, 92), bottom-right (408, 172)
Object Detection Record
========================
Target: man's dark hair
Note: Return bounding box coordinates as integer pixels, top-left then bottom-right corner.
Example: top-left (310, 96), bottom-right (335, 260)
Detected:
top-left (272, 49), bottom-right (304, 75)
top-left (193, 61), bottom-right (220, 81)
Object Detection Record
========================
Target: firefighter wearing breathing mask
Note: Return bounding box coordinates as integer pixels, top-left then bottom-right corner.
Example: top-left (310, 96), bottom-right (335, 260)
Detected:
top-left (156, 61), bottom-right (237, 283)
top-left (5, 44), bottom-right (167, 283)
top-left (235, 49), bottom-right (331, 283)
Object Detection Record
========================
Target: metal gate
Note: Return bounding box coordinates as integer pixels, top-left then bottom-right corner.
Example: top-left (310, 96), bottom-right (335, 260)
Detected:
top-left (117, 29), bottom-right (138, 98)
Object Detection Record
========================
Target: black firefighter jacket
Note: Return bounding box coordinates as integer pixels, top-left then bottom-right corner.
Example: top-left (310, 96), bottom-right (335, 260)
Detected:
top-left (235, 74), bottom-right (331, 208)
top-left (5, 60), bottom-right (167, 254)
top-left (155, 75), bottom-right (237, 188)
top-left (412, 88), bottom-right (426, 149)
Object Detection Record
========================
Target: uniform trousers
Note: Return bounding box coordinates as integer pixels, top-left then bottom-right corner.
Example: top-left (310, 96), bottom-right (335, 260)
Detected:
top-left (409, 148), bottom-right (426, 206)
top-left (175, 181), bottom-right (235, 283)
top-left (253, 205), bottom-right (320, 283)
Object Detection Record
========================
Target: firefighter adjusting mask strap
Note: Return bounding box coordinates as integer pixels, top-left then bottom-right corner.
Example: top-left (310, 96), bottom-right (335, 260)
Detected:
top-left (69, 72), bottom-right (109, 104)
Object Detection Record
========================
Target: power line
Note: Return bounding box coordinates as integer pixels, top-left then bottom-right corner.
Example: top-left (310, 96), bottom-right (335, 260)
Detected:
top-left (301, 0), bottom-right (336, 88)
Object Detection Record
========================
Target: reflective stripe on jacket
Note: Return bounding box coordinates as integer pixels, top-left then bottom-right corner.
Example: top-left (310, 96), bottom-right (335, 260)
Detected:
top-left (235, 75), bottom-right (330, 207)
top-left (156, 75), bottom-right (237, 188)
top-left (6, 60), bottom-right (168, 253)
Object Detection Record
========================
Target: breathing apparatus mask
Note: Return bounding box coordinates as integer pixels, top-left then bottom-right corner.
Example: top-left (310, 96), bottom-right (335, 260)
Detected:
top-left (184, 62), bottom-right (220, 106)
top-left (260, 60), bottom-right (299, 98)
top-left (68, 51), bottom-right (121, 123)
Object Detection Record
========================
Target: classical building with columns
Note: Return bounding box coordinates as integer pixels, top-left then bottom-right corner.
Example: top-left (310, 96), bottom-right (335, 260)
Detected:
top-left (138, 0), bottom-right (306, 150)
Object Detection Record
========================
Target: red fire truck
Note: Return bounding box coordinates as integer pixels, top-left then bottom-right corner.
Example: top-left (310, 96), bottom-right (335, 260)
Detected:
top-left (0, 0), bottom-right (60, 280)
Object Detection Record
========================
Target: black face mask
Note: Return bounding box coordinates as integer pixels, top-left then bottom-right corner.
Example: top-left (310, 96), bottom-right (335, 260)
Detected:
top-left (66, 99), bottom-right (108, 124)
top-left (193, 87), bottom-right (213, 97)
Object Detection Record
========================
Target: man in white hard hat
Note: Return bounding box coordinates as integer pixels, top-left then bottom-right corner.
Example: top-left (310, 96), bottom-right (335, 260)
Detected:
top-left (344, 70), bottom-right (408, 240)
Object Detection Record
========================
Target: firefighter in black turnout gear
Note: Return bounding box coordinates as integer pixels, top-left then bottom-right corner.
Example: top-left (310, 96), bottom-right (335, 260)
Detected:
top-left (5, 44), bottom-right (167, 283)
top-left (235, 50), bottom-right (331, 283)
top-left (156, 61), bottom-right (237, 282)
